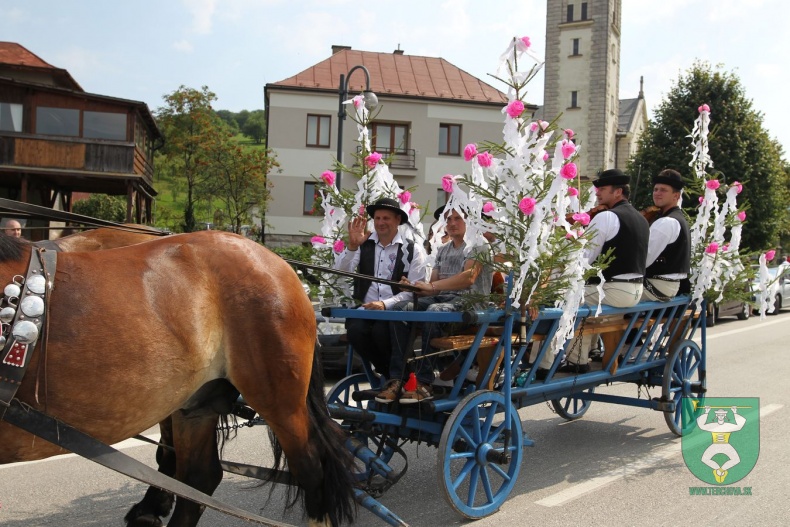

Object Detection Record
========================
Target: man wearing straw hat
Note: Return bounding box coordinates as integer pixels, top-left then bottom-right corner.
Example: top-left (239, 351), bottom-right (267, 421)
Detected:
top-left (641, 169), bottom-right (690, 301)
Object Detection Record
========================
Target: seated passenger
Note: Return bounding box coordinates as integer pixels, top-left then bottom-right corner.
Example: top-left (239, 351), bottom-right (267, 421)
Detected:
top-left (641, 169), bottom-right (690, 301)
top-left (378, 207), bottom-right (493, 404)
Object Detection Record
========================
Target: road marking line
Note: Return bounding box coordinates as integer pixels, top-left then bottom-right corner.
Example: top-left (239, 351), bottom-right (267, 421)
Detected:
top-left (536, 403), bottom-right (783, 507)
top-left (0, 433), bottom-right (161, 470)
top-left (706, 316), bottom-right (787, 341)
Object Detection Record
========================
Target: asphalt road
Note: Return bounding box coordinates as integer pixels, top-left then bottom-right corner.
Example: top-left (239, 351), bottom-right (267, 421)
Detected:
top-left (1, 311), bottom-right (787, 527)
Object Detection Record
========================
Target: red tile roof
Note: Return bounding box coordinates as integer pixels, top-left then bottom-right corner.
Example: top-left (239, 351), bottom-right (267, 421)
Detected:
top-left (271, 48), bottom-right (507, 105)
top-left (0, 42), bottom-right (55, 69)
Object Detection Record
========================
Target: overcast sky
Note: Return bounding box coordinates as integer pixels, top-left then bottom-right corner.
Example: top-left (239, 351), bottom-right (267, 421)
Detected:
top-left (2, 0), bottom-right (786, 158)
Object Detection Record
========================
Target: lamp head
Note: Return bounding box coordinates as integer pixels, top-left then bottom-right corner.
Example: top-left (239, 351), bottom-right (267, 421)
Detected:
top-left (362, 90), bottom-right (378, 111)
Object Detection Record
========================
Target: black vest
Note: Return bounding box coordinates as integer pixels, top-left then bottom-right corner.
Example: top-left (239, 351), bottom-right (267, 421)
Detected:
top-left (646, 207), bottom-right (690, 277)
top-left (352, 238), bottom-right (415, 302)
top-left (598, 200), bottom-right (649, 280)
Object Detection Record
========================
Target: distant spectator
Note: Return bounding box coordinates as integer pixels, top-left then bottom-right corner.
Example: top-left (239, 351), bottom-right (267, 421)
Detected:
top-left (2, 219), bottom-right (23, 238)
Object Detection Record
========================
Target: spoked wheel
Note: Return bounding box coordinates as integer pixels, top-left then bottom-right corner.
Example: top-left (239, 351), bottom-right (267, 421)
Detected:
top-left (551, 387), bottom-right (594, 420)
top-left (326, 373), bottom-right (380, 409)
top-left (438, 390), bottom-right (523, 519)
top-left (662, 339), bottom-right (706, 436)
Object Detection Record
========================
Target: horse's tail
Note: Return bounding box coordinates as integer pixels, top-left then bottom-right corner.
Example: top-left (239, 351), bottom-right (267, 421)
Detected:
top-left (268, 342), bottom-right (357, 525)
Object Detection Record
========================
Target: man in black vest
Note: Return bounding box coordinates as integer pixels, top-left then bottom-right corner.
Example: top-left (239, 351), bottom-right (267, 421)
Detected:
top-left (334, 197), bottom-right (427, 382)
top-left (642, 169), bottom-right (690, 301)
top-left (558, 169), bottom-right (650, 371)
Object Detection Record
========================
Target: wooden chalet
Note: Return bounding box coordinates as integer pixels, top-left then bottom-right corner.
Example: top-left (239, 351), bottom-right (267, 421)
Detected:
top-left (0, 42), bottom-right (163, 239)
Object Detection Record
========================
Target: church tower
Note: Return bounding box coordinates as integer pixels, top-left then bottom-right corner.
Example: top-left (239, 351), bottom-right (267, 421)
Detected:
top-left (543, 0), bottom-right (622, 178)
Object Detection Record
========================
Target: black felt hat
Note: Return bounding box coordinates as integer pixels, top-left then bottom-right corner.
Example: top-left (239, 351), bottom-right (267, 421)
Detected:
top-left (433, 205), bottom-right (446, 221)
top-left (593, 168), bottom-right (631, 188)
top-left (653, 169), bottom-right (684, 190)
top-left (366, 197), bottom-right (409, 225)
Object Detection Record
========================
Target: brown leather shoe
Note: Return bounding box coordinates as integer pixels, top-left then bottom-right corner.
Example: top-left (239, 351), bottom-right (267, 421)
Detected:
top-left (374, 380), bottom-right (403, 404)
top-left (400, 382), bottom-right (433, 404)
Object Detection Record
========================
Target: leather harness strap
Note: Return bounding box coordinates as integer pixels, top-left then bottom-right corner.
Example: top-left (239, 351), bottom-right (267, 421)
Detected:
top-left (2, 399), bottom-right (297, 527)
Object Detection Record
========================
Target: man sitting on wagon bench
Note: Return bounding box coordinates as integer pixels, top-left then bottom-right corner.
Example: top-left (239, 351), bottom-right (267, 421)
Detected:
top-left (334, 197), bottom-right (427, 385)
top-left (532, 169), bottom-right (649, 374)
top-left (377, 206), bottom-right (493, 404)
top-left (641, 169), bottom-right (690, 301)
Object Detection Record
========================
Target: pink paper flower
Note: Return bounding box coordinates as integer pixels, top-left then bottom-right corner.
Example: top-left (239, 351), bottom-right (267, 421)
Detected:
top-left (311, 236), bottom-right (326, 245)
top-left (722, 244), bottom-right (730, 252)
top-left (698, 196), bottom-right (704, 204)
top-left (408, 202), bottom-right (420, 213)
top-left (365, 152), bottom-right (382, 167)
top-left (333, 240), bottom-right (345, 253)
top-left (560, 162), bottom-right (578, 180)
top-left (518, 197), bottom-right (537, 216)
top-left (358, 204), bottom-right (366, 216)
top-left (320, 170), bottom-right (335, 186)
top-left (732, 180), bottom-right (743, 194)
top-left (463, 143), bottom-right (478, 162)
top-left (698, 103), bottom-right (710, 113)
top-left (561, 140), bottom-right (576, 159)
top-left (542, 150), bottom-right (550, 162)
top-left (520, 36), bottom-right (531, 49)
top-left (572, 212), bottom-right (591, 226)
top-left (399, 190), bottom-right (411, 204)
top-left (442, 174), bottom-right (455, 193)
top-left (705, 179), bottom-right (720, 190)
top-left (705, 242), bottom-right (719, 254)
top-left (565, 129), bottom-right (575, 139)
top-left (766, 250), bottom-right (776, 262)
top-left (737, 210), bottom-right (746, 222)
top-left (482, 201), bottom-right (495, 214)
top-left (352, 95), bottom-right (364, 108)
top-left (506, 100), bottom-right (525, 118)
top-left (567, 187), bottom-right (579, 197)
top-left (477, 151), bottom-right (494, 167)
top-left (565, 232), bottom-right (575, 240)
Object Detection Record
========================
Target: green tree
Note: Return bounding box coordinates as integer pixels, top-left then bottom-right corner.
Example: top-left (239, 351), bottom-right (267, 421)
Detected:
top-left (242, 110), bottom-right (266, 144)
top-left (628, 62), bottom-right (790, 251)
top-left (215, 109), bottom-right (239, 134)
top-left (235, 109), bottom-right (251, 131)
top-left (155, 86), bottom-right (224, 232)
top-left (72, 194), bottom-right (127, 222)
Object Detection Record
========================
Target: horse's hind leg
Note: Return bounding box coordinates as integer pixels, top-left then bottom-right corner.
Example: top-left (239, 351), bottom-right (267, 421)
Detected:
top-left (165, 409), bottom-right (223, 527)
top-left (126, 417), bottom-right (177, 527)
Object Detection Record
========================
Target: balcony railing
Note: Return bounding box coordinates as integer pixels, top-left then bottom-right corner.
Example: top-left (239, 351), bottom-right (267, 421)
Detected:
top-left (356, 146), bottom-right (416, 169)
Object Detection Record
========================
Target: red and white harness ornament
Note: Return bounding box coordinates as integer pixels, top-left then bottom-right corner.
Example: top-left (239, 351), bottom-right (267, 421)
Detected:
top-left (2, 340), bottom-right (28, 368)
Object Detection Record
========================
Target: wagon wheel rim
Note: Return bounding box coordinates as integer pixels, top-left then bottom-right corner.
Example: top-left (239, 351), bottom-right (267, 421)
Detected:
top-left (437, 390), bottom-right (523, 519)
top-left (551, 387), bottom-right (594, 420)
top-left (662, 339), bottom-right (706, 436)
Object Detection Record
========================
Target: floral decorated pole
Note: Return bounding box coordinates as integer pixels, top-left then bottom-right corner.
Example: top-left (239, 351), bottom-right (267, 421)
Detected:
top-left (445, 36), bottom-right (605, 356)
top-left (309, 94), bottom-right (423, 303)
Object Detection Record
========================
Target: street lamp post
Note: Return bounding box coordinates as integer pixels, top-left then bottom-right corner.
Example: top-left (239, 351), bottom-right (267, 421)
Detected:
top-left (336, 65), bottom-right (378, 191)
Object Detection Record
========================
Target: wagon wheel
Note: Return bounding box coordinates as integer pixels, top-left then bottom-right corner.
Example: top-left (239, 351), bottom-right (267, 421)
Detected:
top-left (662, 339), bottom-right (706, 436)
top-left (326, 373), bottom-right (377, 410)
top-left (551, 387), bottom-right (594, 420)
top-left (438, 390), bottom-right (523, 519)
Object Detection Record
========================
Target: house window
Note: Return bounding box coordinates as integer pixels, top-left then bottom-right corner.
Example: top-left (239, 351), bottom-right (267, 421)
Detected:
top-left (306, 114), bottom-right (331, 147)
top-left (566, 3), bottom-right (574, 22)
top-left (372, 123), bottom-right (409, 153)
top-left (438, 123), bottom-right (461, 155)
top-left (572, 38), bottom-right (581, 56)
top-left (83, 111), bottom-right (127, 141)
top-left (571, 91), bottom-right (579, 108)
top-left (36, 107), bottom-right (79, 137)
top-left (303, 181), bottom-right (321, 215)
top-left (581, 2), bottom-right (588, 20)
top-left (0, 102), bottom-right (23, 132)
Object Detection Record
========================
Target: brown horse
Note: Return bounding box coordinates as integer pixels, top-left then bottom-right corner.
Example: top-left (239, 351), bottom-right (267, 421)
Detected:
top-left (51, 224), bottom-right (166, 251)
top-left (0, 232), bottom-right (356, 527)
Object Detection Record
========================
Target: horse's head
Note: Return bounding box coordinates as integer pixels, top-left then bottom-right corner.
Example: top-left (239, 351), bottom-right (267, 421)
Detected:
top-left (0, 234), bottom-right (27, 263)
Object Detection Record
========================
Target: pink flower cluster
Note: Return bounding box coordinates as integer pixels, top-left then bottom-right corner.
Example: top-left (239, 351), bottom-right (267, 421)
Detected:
top-left (698, 103), bottom-right (711, 113)
top-left (442, 174), bottom-right (455, 193)
top-left (520, 36), bottom-right (531, 49)
top-left (333, 240), bottom-right (345, 253)
top-left (567, 187), bottom-right (579, 197)
top-left (572, 212), bottom-right (591, 226)
top-left (765, 250), bottom-right (776, 262)
top-left (560, 162), bottom-right (578, 180)
top-left (311, 235), bottom-right (326, 245)
top-left (482, 201), bottom-right (495, 214)
top-left (320, 170), bottom-right (335, 186)
top-left (705, 242), bottom-right (719, 254)
top-left (506, 100), bottom-right (525, 118)
top-left (477, 151), bottom-right (494, 167)
top-left (561, 140), bottom-right (576, 159)
top-left (530, 120), bottom-right (549, 133)
top-left (706, 180), bottom-right (720, 190)
top-left (737, 210), bottom-right (746, 222)
top-left (731, 181), bottom-right (743, 194)
top-left (365, 152), bottom-right (382, 167)
top-left (463, 143), bottom-right (477, 162)
top-left (399, 191), bottom-right (411, 204)
top-left (565, 129), bottom-right (575, 139)
top-left (519, 197), bottom-right (536, 216)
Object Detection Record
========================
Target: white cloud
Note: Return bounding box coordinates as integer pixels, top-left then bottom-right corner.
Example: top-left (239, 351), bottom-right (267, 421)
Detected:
top-left (173, 39), bottom-right (194, 53)
top-left (181, 0), bottom-right (217, 34)
top-left (754, 63), bottom-right (781, 79)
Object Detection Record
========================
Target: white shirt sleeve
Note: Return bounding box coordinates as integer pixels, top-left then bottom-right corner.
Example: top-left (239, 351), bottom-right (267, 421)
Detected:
top-left (646, 217), bottom-right (681, 267)
top-left (335, 247), bottom-right (361, 272)
top-left (584, 211), bottom-right (620, 264)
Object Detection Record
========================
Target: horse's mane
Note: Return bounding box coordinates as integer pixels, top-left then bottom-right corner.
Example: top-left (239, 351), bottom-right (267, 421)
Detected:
top-left (0, 235), bottom-right (26, 262)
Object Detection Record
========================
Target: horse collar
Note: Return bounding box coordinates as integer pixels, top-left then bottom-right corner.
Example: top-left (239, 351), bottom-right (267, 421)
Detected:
top-left (0, 247), bottom-right (57, 413)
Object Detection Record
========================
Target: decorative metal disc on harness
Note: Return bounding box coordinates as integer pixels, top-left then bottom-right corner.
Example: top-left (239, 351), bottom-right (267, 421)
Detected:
top-left (0, 248), bottom-right (56, 411)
